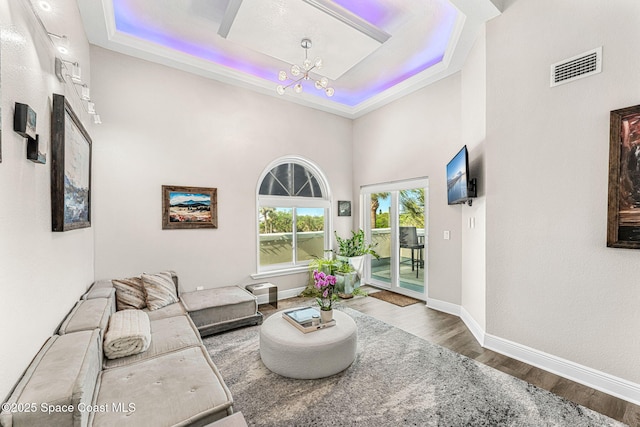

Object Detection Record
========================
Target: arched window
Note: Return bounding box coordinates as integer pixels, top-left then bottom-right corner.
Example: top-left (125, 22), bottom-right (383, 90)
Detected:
top-left (257, 157), bottom-right (331, 274)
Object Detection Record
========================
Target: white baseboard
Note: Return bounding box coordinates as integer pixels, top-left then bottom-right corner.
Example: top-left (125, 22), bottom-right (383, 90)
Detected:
top-left (426, 297), bottom-right (461, 317)
top-left (427, 299), bottom-right (640, 406)
top-left (459, 306), bottom-right (486, 347)
top-left (484, 333), bottom-right (640, 406)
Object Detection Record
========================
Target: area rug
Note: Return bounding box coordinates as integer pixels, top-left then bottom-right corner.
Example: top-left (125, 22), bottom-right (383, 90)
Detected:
top-left (203, 308), bottom-right (624, 427)
top-left (369, 289), bottom-right (422, 307)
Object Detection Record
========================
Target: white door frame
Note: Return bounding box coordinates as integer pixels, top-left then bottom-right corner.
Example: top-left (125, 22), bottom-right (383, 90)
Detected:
top-left (360, 177), bottom-right (429, 300)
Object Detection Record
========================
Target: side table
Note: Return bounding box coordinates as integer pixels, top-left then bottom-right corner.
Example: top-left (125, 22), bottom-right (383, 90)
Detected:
top-left (245, 282), bottom-right (278, 309)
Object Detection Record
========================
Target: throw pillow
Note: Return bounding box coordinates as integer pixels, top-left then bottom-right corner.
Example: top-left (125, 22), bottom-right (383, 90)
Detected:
top-left (141, 271), bottom-right (179, 310)
top-left (112, 277), bottom-right (147, 310)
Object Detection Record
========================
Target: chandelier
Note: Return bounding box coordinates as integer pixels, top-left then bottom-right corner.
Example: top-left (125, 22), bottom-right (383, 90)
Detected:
top-left (276, 38), bottom-right (335, 97)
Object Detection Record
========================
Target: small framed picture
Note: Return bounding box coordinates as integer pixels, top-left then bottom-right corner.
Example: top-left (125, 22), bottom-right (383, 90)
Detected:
top-left (162, 185), bottom-right (217, 229)
top-left (338, 200), bottom-right (351, 217)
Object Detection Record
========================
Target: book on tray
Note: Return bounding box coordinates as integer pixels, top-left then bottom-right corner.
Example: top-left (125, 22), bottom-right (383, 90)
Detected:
top-left (282, 307), bottom-right (335, 333)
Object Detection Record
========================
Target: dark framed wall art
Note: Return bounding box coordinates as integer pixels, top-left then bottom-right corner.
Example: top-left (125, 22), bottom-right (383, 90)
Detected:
top-left (162, 185), bottom-right (218, 229)
top-left (51, 94), bottom-right (92, 232)
top-left (607, 104), bottom-right (640, 248)
top-left (338, 200), bottom-right (351, 217)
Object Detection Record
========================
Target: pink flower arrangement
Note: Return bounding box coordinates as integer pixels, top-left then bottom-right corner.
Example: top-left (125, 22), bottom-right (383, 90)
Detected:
top-left (313, 269), bottom-right (337, 311)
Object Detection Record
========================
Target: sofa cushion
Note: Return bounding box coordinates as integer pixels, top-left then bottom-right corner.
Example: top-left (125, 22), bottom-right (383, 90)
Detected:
top-left (91, 346), bottom-right (233, 427)
top-left (112, 277), bottom-right (147, 310)
top-left (141, 271), bottom-right (179, 310)
top-left (58, 298), bottom-right (113, 335)
top-left (143, 301), bottom-right (186, 321)
top-left (103, 314), bottom-right (202, 369)
top-left (82, 285), bottom-right (115, 301)
top-left (0, 330), bottom-right (102, 427)
top-left (181, 287), bottom-right (258, 330)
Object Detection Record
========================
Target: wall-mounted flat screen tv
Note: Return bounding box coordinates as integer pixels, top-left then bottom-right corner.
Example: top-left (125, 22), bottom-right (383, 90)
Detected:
top-left (447, 145), bottom-right (475, 205)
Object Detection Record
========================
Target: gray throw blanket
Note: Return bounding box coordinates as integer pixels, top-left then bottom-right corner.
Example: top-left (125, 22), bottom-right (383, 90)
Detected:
top-left (104, 309), bottom-right (151, 359)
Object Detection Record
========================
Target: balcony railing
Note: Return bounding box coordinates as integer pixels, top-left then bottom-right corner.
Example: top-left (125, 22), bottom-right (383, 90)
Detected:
top-left (259, 228), bottom-right (425, 267)
top-left (259, 231), bottom-right (325, 266)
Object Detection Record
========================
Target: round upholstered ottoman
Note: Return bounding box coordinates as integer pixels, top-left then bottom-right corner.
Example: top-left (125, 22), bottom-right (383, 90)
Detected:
top-left (259, 309), bottom-right (357, 379)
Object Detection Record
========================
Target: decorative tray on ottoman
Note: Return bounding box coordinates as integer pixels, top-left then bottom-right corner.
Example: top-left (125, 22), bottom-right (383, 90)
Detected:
top-left (282, 307), bottom-right (336, 333)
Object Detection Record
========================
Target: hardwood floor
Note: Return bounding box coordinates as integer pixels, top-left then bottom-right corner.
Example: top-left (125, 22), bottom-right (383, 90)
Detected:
top-left (259, 289), bottom-right (640, 426)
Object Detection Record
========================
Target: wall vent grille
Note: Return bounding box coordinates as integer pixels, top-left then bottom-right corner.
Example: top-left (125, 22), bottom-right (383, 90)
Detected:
top-left (550, 47), bottom-right (602, 87)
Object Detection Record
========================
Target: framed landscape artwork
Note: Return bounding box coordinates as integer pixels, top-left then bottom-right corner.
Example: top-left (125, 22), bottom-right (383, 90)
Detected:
top-left (162, 185), bottom-right (217, 229)
top-left (51, 94), bottom-right (92, 232)
top-left (607, 104), bottom-right (640, 248)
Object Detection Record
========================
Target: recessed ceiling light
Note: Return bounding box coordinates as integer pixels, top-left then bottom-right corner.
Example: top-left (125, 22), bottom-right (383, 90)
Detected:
top-left (38, 1), bottom-right (52, 12)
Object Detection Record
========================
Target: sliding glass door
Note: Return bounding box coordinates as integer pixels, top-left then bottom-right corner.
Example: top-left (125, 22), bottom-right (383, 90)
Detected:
top-left (362, 178), bottom-right (428, 299)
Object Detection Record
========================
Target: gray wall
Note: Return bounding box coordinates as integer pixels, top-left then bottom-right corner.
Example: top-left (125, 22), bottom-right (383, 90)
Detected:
top-left (486, 0), bottom-right (640, 383)
top-left (0, 0), bottom-right (94, 399)
top-left (89, 46), bottom-right (354, 291)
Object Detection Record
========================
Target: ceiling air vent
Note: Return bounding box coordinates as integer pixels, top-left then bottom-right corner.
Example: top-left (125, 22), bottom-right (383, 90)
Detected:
top-left (550, 47), bottom-right (602, 87)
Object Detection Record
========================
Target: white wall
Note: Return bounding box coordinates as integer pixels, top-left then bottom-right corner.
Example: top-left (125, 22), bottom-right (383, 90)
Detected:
top-left (460, 27), bottom-right (487, 330)
top-left (353, 75), bottom-right (463, 304)
top-left (0, 0), bottom-right (94, 399)
top-left (486, 0), bottom-right (640, 383)
top-left (89, 46), bottom-right (353, 292)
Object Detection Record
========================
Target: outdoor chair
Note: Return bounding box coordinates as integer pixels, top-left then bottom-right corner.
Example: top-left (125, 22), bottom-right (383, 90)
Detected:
top-left (399, 226), bottom-right (424, 278)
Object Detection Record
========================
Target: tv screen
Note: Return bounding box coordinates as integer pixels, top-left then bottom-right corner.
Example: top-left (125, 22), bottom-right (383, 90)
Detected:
top-left (447, 146), bottom-right (470, 205)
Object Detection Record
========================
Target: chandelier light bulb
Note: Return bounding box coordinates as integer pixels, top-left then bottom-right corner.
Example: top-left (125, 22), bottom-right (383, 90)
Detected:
top-left (276, 38), bottom-right (335, 98)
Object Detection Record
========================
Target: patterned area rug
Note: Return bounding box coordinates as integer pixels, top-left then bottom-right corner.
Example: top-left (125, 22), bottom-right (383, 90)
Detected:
top-left (369, 290), bottom-right (422, 307)
top-left (203, 307), bottom-right (624, 427)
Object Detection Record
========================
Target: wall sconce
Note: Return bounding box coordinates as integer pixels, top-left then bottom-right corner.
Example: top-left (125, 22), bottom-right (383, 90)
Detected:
top-left (29, 2), bottom-right (104, 125)
top-left (14, 102), bottom-right (37, 139)
top-left (74, 83), bottom-right (90, 101)
top-left (54, 57), bottom-right (81, 83)
top-left (60, 59), bottom-right (81, 82)
top-left (27, 135), bottom-right (46, 164)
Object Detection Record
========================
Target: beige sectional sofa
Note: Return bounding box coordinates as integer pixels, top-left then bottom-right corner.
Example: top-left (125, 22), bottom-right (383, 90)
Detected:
top-left (1, 272), bottom-right (260, 427)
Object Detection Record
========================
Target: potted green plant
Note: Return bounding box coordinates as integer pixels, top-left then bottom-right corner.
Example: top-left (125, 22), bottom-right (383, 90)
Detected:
top-left (334, 261), bottom-right (358, 298)
top-left (301, 257), bottom-right (339, 298)
top-left (333, 229), bottom-right (379, 282)
top-left (309, 257), bottom-right (339, 275)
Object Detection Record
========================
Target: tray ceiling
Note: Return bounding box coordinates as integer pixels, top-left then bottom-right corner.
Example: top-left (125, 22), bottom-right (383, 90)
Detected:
top-left (71, 0), bottom-right (501, 118)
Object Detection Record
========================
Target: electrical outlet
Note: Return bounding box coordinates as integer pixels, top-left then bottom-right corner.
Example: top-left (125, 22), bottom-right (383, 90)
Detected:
top-left (196, 286), bottom-right (204, 291)
top-left (444, 230), bottom-right (450, 240)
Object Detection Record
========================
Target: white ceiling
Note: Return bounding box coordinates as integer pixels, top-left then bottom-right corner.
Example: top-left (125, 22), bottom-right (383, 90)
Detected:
top-left (70, 0), bottom-right (501, 118)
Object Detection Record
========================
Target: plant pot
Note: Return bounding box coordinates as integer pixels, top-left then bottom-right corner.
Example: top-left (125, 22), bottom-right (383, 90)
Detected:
top-left (348, 255), bottom-right (365, 281)
top-left (336, 271), bottom-right (357, 298)
top-left (320, 309), bottom-right (333, 323)
top-left (336, 255), bottom-right (364, 289)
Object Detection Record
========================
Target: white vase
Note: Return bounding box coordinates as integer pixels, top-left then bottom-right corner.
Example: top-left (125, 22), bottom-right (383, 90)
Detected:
top-left (320, 309), bottom-right (333, 323)
top-left (348, 255), bottom-right (365, 280)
